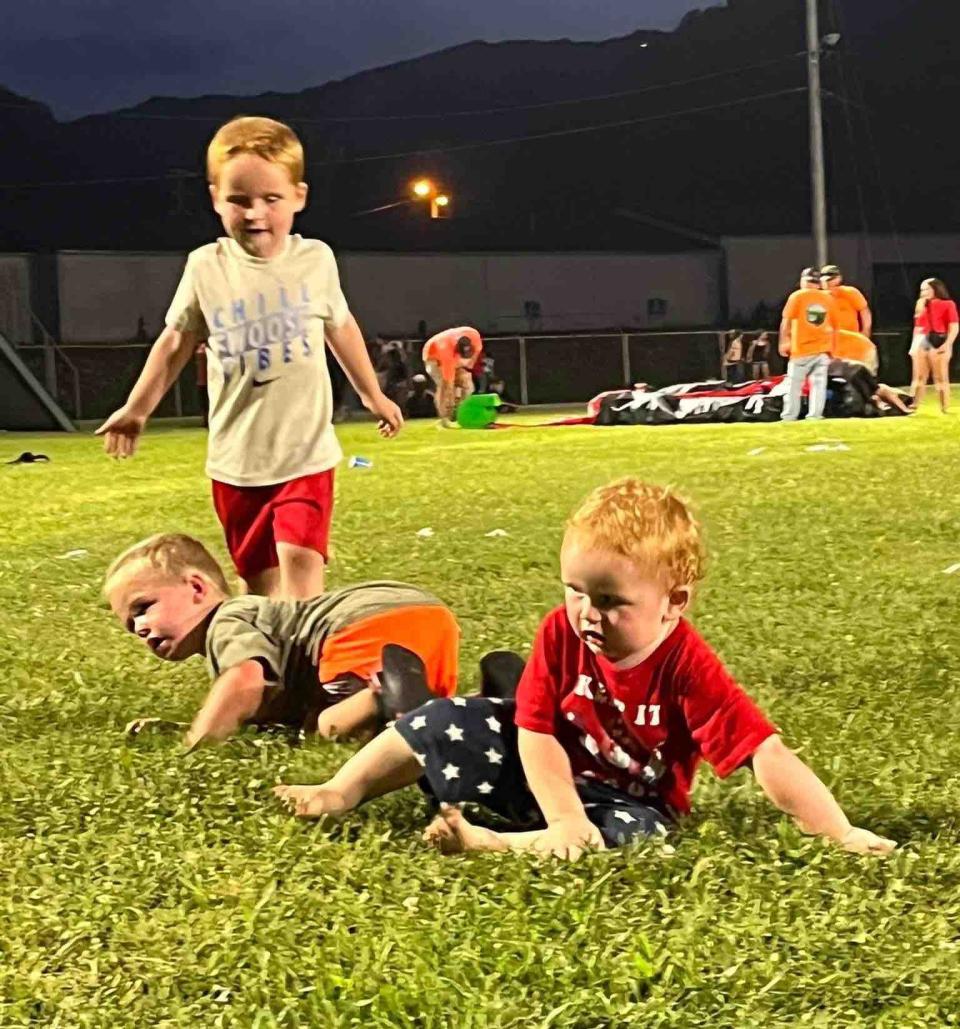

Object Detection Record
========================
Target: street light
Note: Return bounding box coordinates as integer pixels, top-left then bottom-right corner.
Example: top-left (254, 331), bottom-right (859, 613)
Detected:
top-left (352, 178), bottom-right (451, 218)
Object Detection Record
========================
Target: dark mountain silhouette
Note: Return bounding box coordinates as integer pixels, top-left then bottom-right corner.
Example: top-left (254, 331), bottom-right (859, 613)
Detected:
top-left (0, 0), bottom-right (956, 253)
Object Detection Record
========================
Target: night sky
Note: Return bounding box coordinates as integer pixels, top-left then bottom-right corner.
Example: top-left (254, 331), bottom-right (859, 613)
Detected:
top-left (3, 0), bottom-right (725, 121)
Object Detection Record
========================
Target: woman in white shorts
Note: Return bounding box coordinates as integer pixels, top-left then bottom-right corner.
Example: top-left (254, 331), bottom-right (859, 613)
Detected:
top-left (910, 278), bottom-right (959, 413)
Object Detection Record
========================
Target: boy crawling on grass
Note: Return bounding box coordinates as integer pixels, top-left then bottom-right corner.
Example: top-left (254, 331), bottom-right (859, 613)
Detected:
top-left (105, 534), bottom-right (459, 747)
top-left (275, 478), bottom-right (896, 859)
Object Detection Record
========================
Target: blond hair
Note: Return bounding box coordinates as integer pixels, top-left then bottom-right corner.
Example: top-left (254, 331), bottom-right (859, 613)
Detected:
top-left (104, 533), bottom-right (231, 597)
top-left (566, 478), bottom-right (705, 589)
top-left (206, 116), bottom-right (304, 185)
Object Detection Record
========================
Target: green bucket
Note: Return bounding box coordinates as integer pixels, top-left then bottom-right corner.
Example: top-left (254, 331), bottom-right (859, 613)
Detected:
top-left (456, 393), bottom-right (502, 429)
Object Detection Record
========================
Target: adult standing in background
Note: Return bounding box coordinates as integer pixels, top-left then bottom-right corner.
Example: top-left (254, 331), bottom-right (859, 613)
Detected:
top-left (747, 331), bottom-right (772, 379)
top-left (422, 326), bottom-right (483, 428)
top-left (722, 330), bottom-right (747, 383)
top-left (910, 278), bottom-right (959, 414)
top-left (820, 264), bottom-right (872, 338)
top-left (779, 267), bottom-right (838, 422)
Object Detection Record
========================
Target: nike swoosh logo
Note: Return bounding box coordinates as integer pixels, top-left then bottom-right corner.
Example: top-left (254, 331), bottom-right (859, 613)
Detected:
top-left (251, 378), bottom-right (279, 388)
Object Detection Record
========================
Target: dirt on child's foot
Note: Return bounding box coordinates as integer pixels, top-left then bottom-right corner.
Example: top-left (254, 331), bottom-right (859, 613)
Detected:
top-left (423, 804), bottom-right (507, 855)
top-left (272, 784), bottom-right (347, 820)
top-left (422, 811), bottom-right (464, 854)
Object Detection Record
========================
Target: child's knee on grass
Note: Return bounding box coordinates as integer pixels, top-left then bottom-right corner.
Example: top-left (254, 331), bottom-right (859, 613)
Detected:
top-left (315, 689), bottom-right (380, 741)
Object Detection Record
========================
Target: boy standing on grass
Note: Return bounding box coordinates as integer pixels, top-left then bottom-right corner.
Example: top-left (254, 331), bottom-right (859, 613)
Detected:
top-left (276, 478), bottom-right (895, 860)
top-left (97, 116), bottom-right (402, 600)
top-left (105, 534), bottom-right (459, 747)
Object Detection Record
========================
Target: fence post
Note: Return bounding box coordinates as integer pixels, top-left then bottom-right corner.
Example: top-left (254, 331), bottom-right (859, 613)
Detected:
top-left (519, 336), bottom-right (529, 406)
top-left (621, 332), bottom-right (631, 385)
top-left (716, 331), bottom-right (727, 378)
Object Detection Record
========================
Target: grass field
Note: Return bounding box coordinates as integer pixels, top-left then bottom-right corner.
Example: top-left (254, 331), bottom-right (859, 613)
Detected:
top-left (2, 404), bottom-right (960, 1028)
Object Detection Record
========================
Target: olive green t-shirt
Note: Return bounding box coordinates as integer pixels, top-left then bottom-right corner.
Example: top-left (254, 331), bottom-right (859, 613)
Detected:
top-left (204, 581), bottom-right (445, 728)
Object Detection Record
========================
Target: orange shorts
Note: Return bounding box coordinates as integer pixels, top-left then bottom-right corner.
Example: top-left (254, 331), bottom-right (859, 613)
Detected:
top-left (319, 604), bottom-right (459, 698)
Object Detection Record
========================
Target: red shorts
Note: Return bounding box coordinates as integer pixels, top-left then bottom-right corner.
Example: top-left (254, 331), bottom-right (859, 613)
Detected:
top-left (211, 468), bottom-right (335, 580)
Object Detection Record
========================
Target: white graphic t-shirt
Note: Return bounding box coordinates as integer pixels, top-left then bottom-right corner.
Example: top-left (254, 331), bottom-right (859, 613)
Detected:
top-left (166, 235), bottom-right (350, 486)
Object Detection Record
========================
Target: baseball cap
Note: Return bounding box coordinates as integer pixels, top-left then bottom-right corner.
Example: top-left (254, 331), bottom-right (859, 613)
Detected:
top-left (800, 266), bottom-right (821, 282)
top-left (820, 264), bottom-right (842, 278)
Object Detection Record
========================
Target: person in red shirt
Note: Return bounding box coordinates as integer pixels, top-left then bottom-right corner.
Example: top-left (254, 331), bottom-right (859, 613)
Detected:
top-left (909, 278), bottom-right (959, 414)
top-left (421, 326), bottom-right (483, 427)
top-left (275, 479), bottom-right (895, 859)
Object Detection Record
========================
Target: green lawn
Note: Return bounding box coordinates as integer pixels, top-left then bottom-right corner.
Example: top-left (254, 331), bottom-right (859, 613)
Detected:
top-left (1, 404), bottom-right (959, 1027)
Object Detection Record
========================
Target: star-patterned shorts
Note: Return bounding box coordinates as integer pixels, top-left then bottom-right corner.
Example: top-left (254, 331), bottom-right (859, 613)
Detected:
top-left (394, 697), bottom-right (673, 847)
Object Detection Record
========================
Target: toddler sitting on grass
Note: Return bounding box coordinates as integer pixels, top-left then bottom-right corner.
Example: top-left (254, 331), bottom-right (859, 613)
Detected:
top-left (275, 478), bottom-right (895, 859)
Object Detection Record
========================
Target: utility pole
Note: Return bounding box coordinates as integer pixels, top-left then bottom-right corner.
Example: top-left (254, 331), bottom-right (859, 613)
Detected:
top-left (806, 0), bottom-right (828, 267)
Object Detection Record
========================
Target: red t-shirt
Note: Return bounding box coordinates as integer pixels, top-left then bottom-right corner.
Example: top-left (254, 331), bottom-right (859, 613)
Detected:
top-left (915, 299), bottom-right (959, 336)
top-left (514, 607), bottom-right (777, 815)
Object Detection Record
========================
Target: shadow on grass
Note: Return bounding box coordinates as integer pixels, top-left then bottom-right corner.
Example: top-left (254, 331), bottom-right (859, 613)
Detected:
top-left (871, 803), bottom-right (959, 844)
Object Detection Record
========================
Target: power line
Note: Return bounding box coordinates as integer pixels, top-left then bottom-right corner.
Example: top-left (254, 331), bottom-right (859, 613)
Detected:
top-left (0, 171), bottom-right (180, 190)
top-left (825, 0), bottom-right (909, 296)
top-left (822, 1), bottom-right (872, 259)
top-left (0, 52), bottom-right (804, 126)
top-left (325, 86), bottom-right (808, 162)
top-left (0, 86), bottom-right (807, 190)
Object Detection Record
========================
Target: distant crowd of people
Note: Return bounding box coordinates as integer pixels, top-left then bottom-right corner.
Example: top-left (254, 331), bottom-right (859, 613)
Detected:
top-left (722, 263), bottom-right (958, 419)
top-left (721, 329), bottom-right (774, 383)
top-left (335, 327), bottom-right (508, 426)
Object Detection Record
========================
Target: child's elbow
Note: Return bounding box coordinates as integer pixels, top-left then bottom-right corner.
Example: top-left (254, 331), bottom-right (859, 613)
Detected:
top-left (753, 734), bottom-right (790, 763)
top-left (750, 735), bottom-right (797, 792)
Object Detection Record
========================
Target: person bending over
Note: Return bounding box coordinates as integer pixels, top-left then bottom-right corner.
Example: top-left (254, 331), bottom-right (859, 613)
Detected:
top-left (422, 326), bottom-right (483, 428)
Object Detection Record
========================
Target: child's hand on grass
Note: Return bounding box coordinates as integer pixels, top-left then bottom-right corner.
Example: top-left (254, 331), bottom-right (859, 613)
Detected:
top-left (532, 816), bottom-right (606, 861)
top-left (838, 826), bottom-right (897, 856)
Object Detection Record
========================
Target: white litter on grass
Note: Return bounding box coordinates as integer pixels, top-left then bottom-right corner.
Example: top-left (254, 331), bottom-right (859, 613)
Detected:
top-left (942, 563), bottom-right (960, 575)
top-left (747, 447), bottom-right (767, 456)
top-left (484, 528), bottom-right (509, 537)
top-left (805, 443), bottom-right (850, 453)
top-left (416, 527), bottom-right (435, 538)
top-left (56, 549), bottom-right (89, 560)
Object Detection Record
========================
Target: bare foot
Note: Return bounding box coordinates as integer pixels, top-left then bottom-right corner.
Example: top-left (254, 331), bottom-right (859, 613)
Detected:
top-left (422, 812), bottom-right (462, 854)
top-left (427, 804), bottom-right (509, 854)
top-left (272, 783), bottom-right (349, 820)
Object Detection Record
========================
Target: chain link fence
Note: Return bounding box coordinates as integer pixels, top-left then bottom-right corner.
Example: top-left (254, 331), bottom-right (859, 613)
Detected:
top-left (14, 329), bottom-right (922, 422)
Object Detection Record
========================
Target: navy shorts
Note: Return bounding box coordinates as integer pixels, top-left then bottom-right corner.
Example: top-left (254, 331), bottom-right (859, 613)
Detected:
top-left (394, 697), bottom-right (673, 848)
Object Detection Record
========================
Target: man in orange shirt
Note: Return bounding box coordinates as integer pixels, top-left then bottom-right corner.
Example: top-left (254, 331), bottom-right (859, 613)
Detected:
top-left (421, 326), bottom-right (484, 427)
top-left (779, 267), bottom-right (838, 421)
top-left (821, 264), bottom-right (872, 337)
